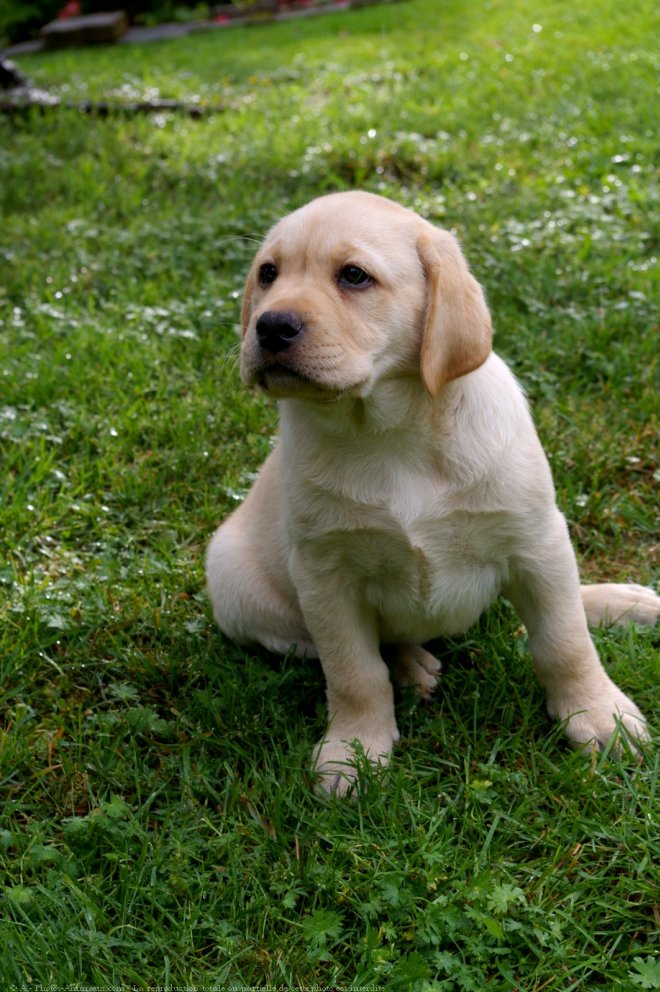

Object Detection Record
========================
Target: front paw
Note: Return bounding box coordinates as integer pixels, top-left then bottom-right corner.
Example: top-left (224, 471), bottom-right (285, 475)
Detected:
top-left (312, 724), bottom-right (399, 797)
top-left (548, 680), bottom-right (649, 754)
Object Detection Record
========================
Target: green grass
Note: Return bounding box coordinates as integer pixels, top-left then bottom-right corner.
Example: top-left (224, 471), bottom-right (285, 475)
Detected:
top-left (1, 0), bottom-right (658, 988)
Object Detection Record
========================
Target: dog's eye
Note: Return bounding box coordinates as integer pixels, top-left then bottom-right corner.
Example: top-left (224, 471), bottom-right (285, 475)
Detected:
top-left (338, 265), bottom-right (372, 289)
top-left (259, 263), bottom-right (278, 287)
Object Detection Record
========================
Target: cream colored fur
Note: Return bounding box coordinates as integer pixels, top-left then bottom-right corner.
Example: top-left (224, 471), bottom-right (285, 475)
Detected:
top-left (206, 191), bottom-right (658, 795)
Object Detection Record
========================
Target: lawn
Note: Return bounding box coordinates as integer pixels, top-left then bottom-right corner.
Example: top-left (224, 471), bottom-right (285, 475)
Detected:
top-left (1, 0), bottom-right (659, 988)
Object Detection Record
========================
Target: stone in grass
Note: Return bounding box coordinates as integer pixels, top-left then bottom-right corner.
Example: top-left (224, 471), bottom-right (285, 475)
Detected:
top-left (41, 10), bottom-right (128, 50)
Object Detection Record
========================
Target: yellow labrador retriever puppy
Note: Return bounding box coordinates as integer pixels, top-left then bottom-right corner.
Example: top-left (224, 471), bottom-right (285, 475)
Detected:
top-left (207, 191), bottom-right (658, 795)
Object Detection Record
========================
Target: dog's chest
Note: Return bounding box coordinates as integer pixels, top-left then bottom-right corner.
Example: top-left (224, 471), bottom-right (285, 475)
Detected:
top-left (292, 456), bottom-right (511, 639)
top-left (358, 508), bottom-right (508, 639)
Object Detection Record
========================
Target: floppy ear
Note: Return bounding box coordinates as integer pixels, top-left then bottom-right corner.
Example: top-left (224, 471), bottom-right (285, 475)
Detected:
top-left (417, 228), bottom-right (492, 397)
top-left (240, 261), bottom-right (258, 337)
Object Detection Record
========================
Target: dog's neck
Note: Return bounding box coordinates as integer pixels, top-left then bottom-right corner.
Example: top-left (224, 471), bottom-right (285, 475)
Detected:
top-left (277, 355), bottom-right (535, 493)
top-left (280, 373), bottom-right (444, 439)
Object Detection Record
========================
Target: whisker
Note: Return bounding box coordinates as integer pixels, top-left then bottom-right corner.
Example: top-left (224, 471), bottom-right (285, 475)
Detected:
top-left (219, 343), bottom-right (241, 379)
top-left (213, 233), bottom-right (264, 247)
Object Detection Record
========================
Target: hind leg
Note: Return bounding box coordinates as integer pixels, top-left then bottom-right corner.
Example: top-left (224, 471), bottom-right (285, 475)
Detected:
top-left (388, 644), bottom-right (442, 700)
top-left (206, 510), bottom-right (316, 659)
top-left (581, 583), bottom-right (660, 627)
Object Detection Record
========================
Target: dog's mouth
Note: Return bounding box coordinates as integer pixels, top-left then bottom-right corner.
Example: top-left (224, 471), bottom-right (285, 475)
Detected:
top-left (256, 362), bottom-right (336, 399)
top-left (242, 350), bottom-right (372, 401)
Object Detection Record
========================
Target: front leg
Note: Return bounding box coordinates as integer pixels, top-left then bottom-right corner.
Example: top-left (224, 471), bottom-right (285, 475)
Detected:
top-left (292, 553), bottom-right (399, 796)
top-left (506, 511), bottom-right (648, 753)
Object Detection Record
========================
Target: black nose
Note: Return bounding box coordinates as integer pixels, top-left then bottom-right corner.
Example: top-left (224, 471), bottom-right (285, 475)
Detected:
top-left (256, 310), bottom-right (305, 353)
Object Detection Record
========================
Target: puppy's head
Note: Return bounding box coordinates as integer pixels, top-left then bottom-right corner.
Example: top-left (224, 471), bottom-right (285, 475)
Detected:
top-left (240, 191), bottom-right (491, 400)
